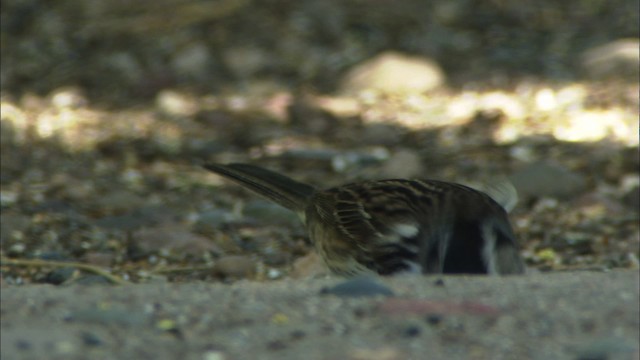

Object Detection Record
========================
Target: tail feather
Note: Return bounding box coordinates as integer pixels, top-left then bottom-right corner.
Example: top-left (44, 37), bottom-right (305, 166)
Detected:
top-left (203, 163), bottom-right (315, 213)
top-left (481, 217), bottom-right (526, 275)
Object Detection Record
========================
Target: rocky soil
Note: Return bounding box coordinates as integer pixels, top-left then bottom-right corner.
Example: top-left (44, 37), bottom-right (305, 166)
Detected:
top-left (1, 1), bottom-right (639, 359)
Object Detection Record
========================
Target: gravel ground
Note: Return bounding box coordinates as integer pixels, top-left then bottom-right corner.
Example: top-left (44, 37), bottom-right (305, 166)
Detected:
top-left (1, 2), bottom-right (638, 360)
top-left (1, 270), bottom-right (638, 360)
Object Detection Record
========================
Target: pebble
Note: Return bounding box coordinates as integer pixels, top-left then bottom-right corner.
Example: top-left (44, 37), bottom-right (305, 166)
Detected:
top-left (44, 267), bottom-right (77, 285)
top-left (156, 90), bottom-right (200, 117)
top-left (510, 161), bottom-right (587, 200)
top-left (133, 225), bottom-right (222, 256)
top-left (193, 210), bottom-right (237, 235)
top-left (171, 43), bottom-right (213, 81)
top-left (73, 275), bottom-right (113, 286)
top-left (93, 190), bottom-right (146, 215)
top-left (621, 185), bottom-right (639, 210)
top-left (212, 255), bottom-right (256, 279)
top-left (340, 51), bottom-right (445, 94)
top-left (80, 331), bottom-right (103, 346)
top-left (580, 38), bottom-right (640, 81)
top-left (574, 337), bottom-right (637, 360)
top-left (379, 149), bottom-right (424, 179)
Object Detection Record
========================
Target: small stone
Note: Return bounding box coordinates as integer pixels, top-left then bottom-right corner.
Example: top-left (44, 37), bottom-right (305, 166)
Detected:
top-left (379, 150), bottom-right (424, 179)
top-left (222, 46), bottom-right (271, 78)
top-left (156, 90), bottom-right (199, 117)
top-left (133, 225), bottom-right (222, 256)
top-left (212, 255), bottom-right (256, 279)
top-left (340, 52), bottom-right (445, 94)
top-left (44, 267), bottom-right (77, 285)
top-left (80, 332), bottom-right (103, 346)
top-left (96, 214), bottom-right (149, 231)
top-left (574, 337), bottom-right (636, 360)
top-left (402, 325), bottom-right (422, 337)
top-left (15, 339), bottom-right (31, 350)
top-left (622, 185), bottom-right (639, 211)
top-left (425, 314), bottom-right (444, 325)
top-left (290, 252), bottom-right (329, 278)
top-left (0, 190), bottom-right (18, 207)
top-left (349, 346), bottom-right (404, 360)
top-left (93, 190), bottom-right (146, 215)
top-left (0, 213), bottom-right (30, 243)
top-left (171, 43), bottom-right (212, 81)
top-left (580, 38), bottom-right (640, 81)
top-left (202, 350), bottom-right (227, 360)
top-left (193, 210), bottom-right (237, 235)
top-left (510, 161), bottom-right (587, 200)
top-left (290, 330), bottom-right (306, 340)
top-left (73, 275), bottom-right (113, 286)
top-left (49, 87), bottom-right (87, 109)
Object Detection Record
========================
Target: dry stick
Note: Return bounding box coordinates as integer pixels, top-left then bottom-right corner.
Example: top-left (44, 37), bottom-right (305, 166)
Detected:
top-left (149, 265), bottom-right (214, 274)
top-left (0, 257), bottom-right (128, 285)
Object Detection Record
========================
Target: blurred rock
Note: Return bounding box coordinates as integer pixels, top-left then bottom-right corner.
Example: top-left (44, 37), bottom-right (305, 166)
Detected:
top-left (212, 255), bottom-right (256, 279)
top-left (340, 52), bottom-right (445, 94)
top-left (222, 46), bottom-right (272, 78)
top-left (580, 39), bottom-right (640, 82)
top-left (171, 43), bottom-right (213, 81)
top-left (290, 252), bottom-right (328, 278)
top-left (622, 185), bottom-right (639, 211)
top-left (379, 149), bottom-right (424, 179)
top-left (93, 190), bottom-right (146, 215)
top-left (0, 213), bottom-right (30, 243)
top-left (73, 275), bottom-right (114, 286)
top-left (510, 161), bottom-right (587, 200)
top-left (95, 214), bottom-right (152, 231)
top-left (44, 267), bottom-right (77, 285)
top-left (349, 347), bottom-right (404, 360)
top-left (133, 225), bottom-right (222, 256)
top-left (331, 148), bottom-right (390, 173)
top-left (321, 276), bottom-right (394, 298)
top-left (573, 337), bottom-right (637, 360)
top-left (287, 95), bottom-right (339, 136)
top-left (193, 210), bottom-right (237, 235)
top-left (156, 90), bottom-right (199, 117)
top-left (49, 87), bottom-right (88, 109)
top-left (360, 123), bottom-right (404, 147)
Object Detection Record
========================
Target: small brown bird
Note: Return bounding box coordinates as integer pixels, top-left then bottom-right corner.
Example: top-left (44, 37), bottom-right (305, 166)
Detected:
top-left (204, 163), bottom-right (525, 276)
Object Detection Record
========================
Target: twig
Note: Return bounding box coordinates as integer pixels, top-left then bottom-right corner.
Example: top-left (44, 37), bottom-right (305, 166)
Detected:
top-left (0, 257), bottom-right (128, 285)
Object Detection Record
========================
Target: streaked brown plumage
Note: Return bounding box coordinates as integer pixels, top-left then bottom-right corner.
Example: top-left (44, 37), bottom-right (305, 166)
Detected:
top-left (204, 163), bottom-right (525, 276)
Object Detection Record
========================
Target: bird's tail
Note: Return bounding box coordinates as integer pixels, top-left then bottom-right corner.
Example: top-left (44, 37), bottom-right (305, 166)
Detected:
top-left (203, 163), bottom-right (315, 213)
top-left (481, 217), bottom-right (526, 275)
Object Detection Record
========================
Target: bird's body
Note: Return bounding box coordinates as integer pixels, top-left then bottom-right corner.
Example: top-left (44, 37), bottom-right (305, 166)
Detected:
top-left (204, 163), bottom-right (525, 276)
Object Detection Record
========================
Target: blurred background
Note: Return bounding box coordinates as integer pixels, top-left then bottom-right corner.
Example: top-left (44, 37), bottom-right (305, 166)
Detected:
top-left (1, 0), bottom-right (638, 284)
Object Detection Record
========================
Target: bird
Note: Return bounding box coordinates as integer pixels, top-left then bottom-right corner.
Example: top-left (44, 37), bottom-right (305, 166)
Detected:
top-left (203, 163), bottom-right (525, 276)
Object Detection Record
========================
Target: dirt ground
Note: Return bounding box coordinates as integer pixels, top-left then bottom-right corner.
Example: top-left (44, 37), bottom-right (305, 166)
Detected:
top-left (1, 1), bottom-right (639, 359)
top-left (2, 270), bottom-right (638, 360)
